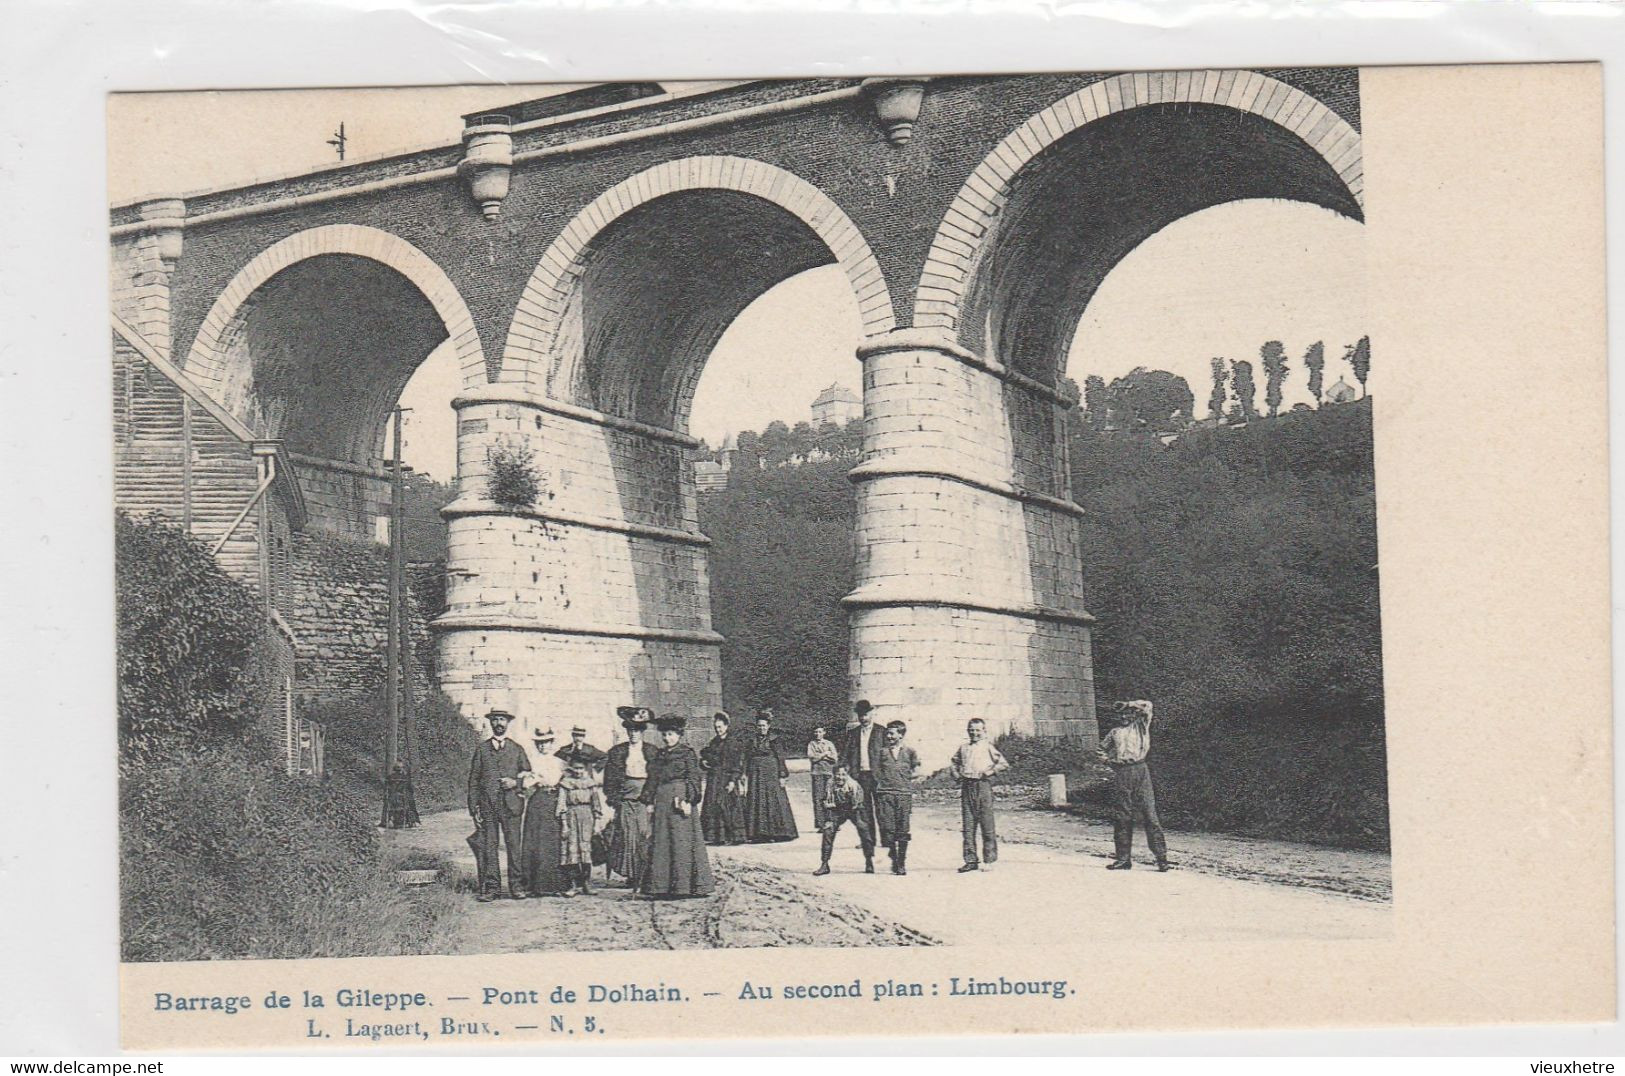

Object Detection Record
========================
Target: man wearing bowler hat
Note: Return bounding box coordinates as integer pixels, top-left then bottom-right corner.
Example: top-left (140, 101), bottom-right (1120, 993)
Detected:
top-left (467, 709), bottom-right (533, 900)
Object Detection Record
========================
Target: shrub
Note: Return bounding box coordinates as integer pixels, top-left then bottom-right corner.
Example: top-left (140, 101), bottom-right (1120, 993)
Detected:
top-left (918, 733), bottom-right (1107, 788)
top-left (116, 514), bottom-right (463, 962)
top-left (306, 690), bottom-right (482, 815)
top-left (120, 736), bottom-right (461, 962)
top-left (486, 437), bottom-right (542, 510)
top-left (115, 512), bottom-right (263, 758)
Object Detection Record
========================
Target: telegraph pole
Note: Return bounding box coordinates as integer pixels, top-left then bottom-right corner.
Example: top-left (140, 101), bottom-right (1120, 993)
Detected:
top-left (393, 409), bottom-right (420, 825)
top-left (381, 406), bottom-right (418, 827)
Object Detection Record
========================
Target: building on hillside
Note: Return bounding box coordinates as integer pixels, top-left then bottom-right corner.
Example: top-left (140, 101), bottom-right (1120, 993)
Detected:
top-left (113, 314), bottom-right (323, 777)
top-left (811, 382), bottom-right (861, 427)
top-left (1325, 377), bottom-right (1358, 404)
top-left (693, 432), bottom-right (735, 492)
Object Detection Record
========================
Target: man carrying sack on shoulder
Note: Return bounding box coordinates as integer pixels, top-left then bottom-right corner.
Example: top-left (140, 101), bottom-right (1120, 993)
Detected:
top-left (1098, 699), bottom-right (1170, 872)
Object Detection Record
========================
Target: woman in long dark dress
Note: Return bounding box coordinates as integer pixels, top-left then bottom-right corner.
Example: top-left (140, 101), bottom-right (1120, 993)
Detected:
top-left (603, 707), bottom-right (657, 888)
top-left (740, 710), bottom-right (798, 843)
top-left (518, 726), bottom-right (567, 897)
top-left (640, 716), bottom-right (715, 899)
top-left (699, 712), bottom-right (746, 845)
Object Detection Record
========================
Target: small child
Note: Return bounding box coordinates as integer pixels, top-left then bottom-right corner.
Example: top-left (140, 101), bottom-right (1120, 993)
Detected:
top-left (556, 760), bottom-right (606, 896)
top-left (949, 718), bottom-right (1010, 873)
top-left (872, 720), bottom-right (921, 875)
top-left (813, 761), bottom-right (875, 876)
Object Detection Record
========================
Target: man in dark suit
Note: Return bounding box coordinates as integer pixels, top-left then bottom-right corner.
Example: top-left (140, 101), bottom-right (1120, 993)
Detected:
top-left (556, 725), bottom-right (609, 772)
top-left (467, 709), bottom-right (533, 900)
top-left (840, 700), bottom-right (886, 845)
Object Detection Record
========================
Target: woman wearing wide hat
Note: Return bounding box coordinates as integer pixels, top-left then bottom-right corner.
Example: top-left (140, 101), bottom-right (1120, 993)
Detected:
top-left (639, 715), bottom-right (715, 898)
top-left (603, 706), bottom-right (657, 888)
top-left (740, 709), bottom-right (799, 843)
top-left (517, 725), bottom-right (567, 897)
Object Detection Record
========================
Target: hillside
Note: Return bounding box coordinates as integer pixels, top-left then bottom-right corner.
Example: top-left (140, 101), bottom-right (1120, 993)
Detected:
top-left (702, 398), bottom-right (1387, 850)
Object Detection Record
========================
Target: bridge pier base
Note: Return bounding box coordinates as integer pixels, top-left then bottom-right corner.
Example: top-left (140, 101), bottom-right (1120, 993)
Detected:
top-left (433, 387), bottom-right (722, 746)
top-left (846, 330), bottom-right (1098, 768)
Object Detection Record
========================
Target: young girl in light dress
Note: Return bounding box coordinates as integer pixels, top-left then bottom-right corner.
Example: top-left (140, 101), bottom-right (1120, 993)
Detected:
top-left (556, 759), bottom-right (606, 896)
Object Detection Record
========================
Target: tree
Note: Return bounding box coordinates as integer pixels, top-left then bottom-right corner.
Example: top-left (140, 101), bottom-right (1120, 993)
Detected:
top-left (789, 421), bottom-right (816, 462)
top-left (1231, 360), bottom-right (1258, 423)
top-left (1083, 375), bottom-right (1108, 428)
top-left (116, 513), bottom-right (263, 757)
top-left (1348, 335), bottom-right (1371, 397)
top-left (1208, 358), bottom-right (1228, 422)
top-left (1260, 340), bottom-right (1289, 418)
top-left (1303, 341), bottom-right (1326, 406)
top-left (1105, 367), bottom-right (1194, 435)
top-left (760, 420), bottom-right (793, 466)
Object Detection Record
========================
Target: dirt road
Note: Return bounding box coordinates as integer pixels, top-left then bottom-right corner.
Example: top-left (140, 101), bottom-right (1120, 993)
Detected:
top-left (391, 775), bottom-right (1388, 954)
top-left (388, 807), bottom-right (933, 954)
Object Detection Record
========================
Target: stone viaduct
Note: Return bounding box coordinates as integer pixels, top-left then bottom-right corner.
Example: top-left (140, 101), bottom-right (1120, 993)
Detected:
top-left (109, 71), bottom-right (1364, 764)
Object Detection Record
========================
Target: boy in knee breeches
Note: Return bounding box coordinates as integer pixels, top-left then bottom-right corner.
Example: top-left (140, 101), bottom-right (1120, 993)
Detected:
top-left (950, 718), bottom-right (1010, 873)
top-left (813, 762), bottom-right (875, 875)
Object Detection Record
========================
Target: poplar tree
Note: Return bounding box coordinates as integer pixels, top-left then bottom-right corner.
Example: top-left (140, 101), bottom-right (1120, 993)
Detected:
top-left (1232, 360), bottom-right (1258, 423)
top-left (1208, 358), bottom-right (1228, 422)
top-left (1303, 341), bottom-right (1326, 405)
top-left (1349, 336), bottom-right (1371, 397)
top-left (1260, 340), bottom-right (1289, 418)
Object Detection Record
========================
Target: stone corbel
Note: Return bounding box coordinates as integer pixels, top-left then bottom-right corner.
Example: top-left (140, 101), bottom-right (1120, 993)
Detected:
top-left (459, 116), bottom-right (514, 221)
top-left (136, 198), bottom-right (187, 271)
top-left (861, 78), bottom-right (929, 146)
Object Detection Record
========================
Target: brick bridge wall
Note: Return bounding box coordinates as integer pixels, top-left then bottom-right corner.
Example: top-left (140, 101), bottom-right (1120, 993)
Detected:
top-left (110, 69), bottom-right (1363, 765)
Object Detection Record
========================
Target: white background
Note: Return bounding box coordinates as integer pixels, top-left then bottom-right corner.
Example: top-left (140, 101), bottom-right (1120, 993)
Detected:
top-left (0, 0), bottom-right (1621, 1060)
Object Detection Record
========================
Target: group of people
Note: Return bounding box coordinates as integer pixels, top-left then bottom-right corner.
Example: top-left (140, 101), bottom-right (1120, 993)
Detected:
top-left (466, 707), bottom-right (714, 901)
top-left (465, 696), bottom-right (1172, 902)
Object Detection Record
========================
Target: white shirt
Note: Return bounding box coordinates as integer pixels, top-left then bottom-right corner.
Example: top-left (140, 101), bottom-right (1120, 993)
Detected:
top-left (625, 742), bottom-right (647, 779)
top-left (952, 740), bottom-right (1008, 780)
top-left (522, 755), bottom-right (564, 789)
top-left (1101, 702), bottom-right (1154, 764)
top-left (858, 723), bottom-right (875, 771)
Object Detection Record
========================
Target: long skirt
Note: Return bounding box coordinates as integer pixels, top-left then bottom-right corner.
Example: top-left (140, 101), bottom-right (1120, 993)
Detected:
top-left (742, 757), bottom-right (798, 842)
top-left (560, 803), bottom-right (596, 866)
top-left (518, 788), bottom-right (566, 895)
top-left (701, 773), bottom-right (746, 845)
top-left (607, 778), bottom-right (651, 885)
top-left (642, 780), bottom-right (715, 898)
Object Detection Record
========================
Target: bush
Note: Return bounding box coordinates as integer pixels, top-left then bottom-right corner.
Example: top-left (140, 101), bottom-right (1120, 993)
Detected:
top-left (486, 437), bottom-right (542, 510)
top-left (116, 514), bottom-right (463, 962)
top-left (918, 733), bottom-right (1108, 788)
top-left (306, 690), bottom-right (483, 815)
top-left (120, 736), bottom-right (461, 962)
top-left (115, 512), bottom-right (263, 757)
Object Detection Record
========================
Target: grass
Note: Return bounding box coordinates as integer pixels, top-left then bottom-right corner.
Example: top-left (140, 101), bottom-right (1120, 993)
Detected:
top-left (918, 732), bottom-right (1111, 791)
top-left (304, 690), bottom-right (483, 815)
top-left (916, 728), bottom-right (1389, 853)
top-left (120, 728), bottom-right (466, 962)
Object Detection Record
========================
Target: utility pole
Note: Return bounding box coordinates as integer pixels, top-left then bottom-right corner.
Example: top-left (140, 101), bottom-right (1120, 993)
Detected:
top-left (327, 122), bottom-right (347, 162)
top-left (393, 409), bottom-right (420, 826)
top-left (381, 406), bottom-right (418, 827)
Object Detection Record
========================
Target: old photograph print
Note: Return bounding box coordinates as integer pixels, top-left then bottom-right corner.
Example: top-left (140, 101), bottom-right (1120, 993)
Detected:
top-left (111, 69), bottom-right (1387, 965)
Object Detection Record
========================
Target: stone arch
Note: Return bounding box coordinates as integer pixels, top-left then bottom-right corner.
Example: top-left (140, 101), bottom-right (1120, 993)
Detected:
top-left (184, 223), bottom-right (487, 416)
top-left (501, 155), bottom-right (895, 405)
top-left (914, 70), bottom-right (1364, 349)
